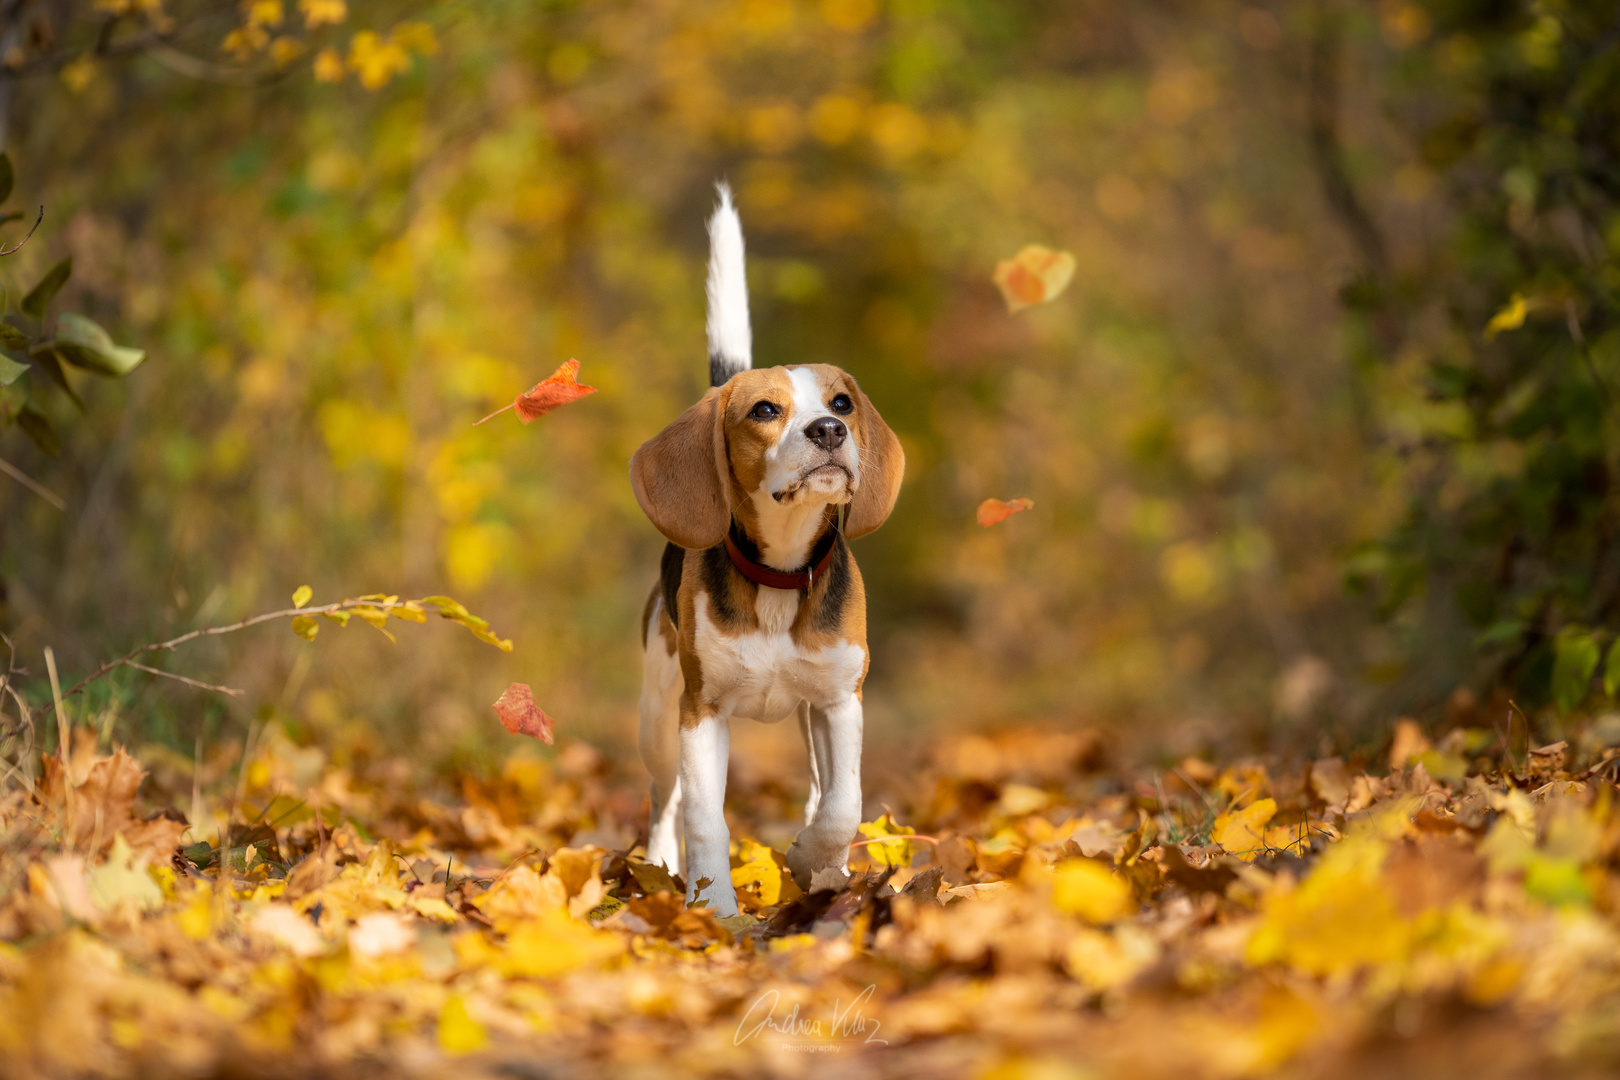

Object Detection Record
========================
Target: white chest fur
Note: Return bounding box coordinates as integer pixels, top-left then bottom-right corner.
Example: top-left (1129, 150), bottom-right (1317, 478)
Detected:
top-left (692, 589), bottom-right (865, 721)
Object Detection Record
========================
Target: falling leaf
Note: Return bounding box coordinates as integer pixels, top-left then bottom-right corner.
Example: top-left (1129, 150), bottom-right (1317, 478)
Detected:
top-left (492, 682), bottom-right (555, 744)
top-left (1213, 797), bottom-right (1277, 861)
top-left (993, 245), bottom-right (1075, 313)
top-left (474, 358), bottom-right (598, 426)
top-left (976, 496), bottom-right (1035, 526)
top-left (1484, 292), bottom-right (1529, 338)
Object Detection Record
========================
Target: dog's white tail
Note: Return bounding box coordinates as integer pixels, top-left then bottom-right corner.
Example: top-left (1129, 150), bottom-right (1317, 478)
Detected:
top-left (706, 182), bottom-right (752, 387)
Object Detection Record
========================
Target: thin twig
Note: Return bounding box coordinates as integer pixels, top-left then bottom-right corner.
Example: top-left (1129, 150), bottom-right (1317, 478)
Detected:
top-left (0, 204), bottom-right (42, 256)
top-left (43, 647), bottom-right (67, 767)
top-left (0, 455), bottom-right (65, 510)
top-left (116, 659), bottom-right (245, 697)
top-left (35, 596), bottom-right (430, 719)
top-left (1566, 299), bottom-right (1614, 412)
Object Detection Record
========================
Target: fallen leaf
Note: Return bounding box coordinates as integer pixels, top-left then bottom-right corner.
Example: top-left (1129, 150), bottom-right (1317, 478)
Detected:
top-left (977, 496), bottom-right (1035, 527)
top-left (438, 995), bottom-right (487, 1055)
top-left (1213, 797), bottom-right (1277, 862)
top-left (1051, 858), bottom-right (1133, 924)
top-left (249, 903), bottom-right (328, 957)
top-left (855, 811), bottom-right (919, 868)
top-left (993, 245), bottom-right (1076, 313)
top-left (492, 682), bottom-right (555, 744)
top-left (349, 911), bottom-right (414, 958)
top-left (474, 358), bottom-right (597, 426)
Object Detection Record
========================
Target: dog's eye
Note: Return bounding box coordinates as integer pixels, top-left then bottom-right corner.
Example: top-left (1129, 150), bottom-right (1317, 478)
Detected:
top-left (749, 401), bottom-right (781, 420)
top-left (829, 394), bottom-right (853, 415)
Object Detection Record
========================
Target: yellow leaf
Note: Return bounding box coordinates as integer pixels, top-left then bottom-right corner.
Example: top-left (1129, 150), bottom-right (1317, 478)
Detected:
top-left (247, 0), bottom-right (284, 28)
top-left (87, 836), bottom-right (163, 914)
top-left (1485, 293), bottom-right (1528, 338)
top-left (391, 601), bottom-right (427, 623)
top-left (856, 811), bottom-right (916, 867)
top-left (291, 615), bottom-right (319, 641)
top-left (497, 910), bottom-right (625, 977)
top-left (731, 839), bottom-right (785, 905)
top-left (298, 0), bottom-right (346, 29)
top-left (321, 610), bottom-right (350, 626)
top-left (312, 47), bottom-right (345, 82)
top-left (1245, 820), bottom-right (1419, 976)
top-left (1213, 797), bottom-right (1277, 861)
top-left (1051, 858), bottom-right (1132, 924)
top-left (291, 585), bottom-right (312, 609)
top-left (411, 896), bottom-right (459, 922)
top-left (438, 995), bottom-right (486, 1055)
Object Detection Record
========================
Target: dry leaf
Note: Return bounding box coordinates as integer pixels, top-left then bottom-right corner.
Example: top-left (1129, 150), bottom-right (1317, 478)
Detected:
top-left (977, 496), bottom-right (1035, 527)
top-left (475, 358), bottom-right (597, 426)
top-left (993, 245), bottom-right (1076, 313)
top-left (492, 682), bottom-right (555, 744)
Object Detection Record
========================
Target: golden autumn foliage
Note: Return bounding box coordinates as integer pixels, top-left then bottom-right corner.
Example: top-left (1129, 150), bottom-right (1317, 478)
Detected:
top-left (0, 718), bottom-right (1619, 1076)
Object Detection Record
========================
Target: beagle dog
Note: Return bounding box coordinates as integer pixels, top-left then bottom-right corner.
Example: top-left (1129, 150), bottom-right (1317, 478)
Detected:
top-left (630, 185), bottom-right (904, 916)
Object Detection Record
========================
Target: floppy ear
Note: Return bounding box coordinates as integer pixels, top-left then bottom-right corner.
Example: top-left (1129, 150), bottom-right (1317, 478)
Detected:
top-left (630, 387), bottom-right (732, 549)
top-left (845, 381), bottom-right (905, 539)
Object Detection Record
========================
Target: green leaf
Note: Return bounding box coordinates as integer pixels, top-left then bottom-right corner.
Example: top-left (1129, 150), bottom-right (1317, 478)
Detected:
top-left (0, 353), bottom-right (26, 386)
top-left (16, 405), bottom-right (59, 456)
top-left (1604, 638), bottom-right (1620, 698)
top-left (1553, 627), bottom-right (1602, 715)
top-left (26, 350), bottom-right (83, 411)
top-left (0, 154), bottom-right (17, 207)
top-left (50, 313), bottom-right (145, 377)
top-left (291, 615), bottom-right (319, 641)
top-left (0, 323), bottom-right (30, 350)
top-left (21, 256), bottom-right (71, 320)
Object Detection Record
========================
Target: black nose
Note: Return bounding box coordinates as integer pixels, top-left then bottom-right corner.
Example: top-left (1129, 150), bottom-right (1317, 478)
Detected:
top-left (805, 416), bottom-right (847, 451)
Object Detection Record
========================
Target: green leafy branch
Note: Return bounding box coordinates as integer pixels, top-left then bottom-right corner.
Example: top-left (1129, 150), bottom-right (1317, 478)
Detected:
top-left (0, 151), bottom-right (146, 508)
top-left (25, 589), bottom-right (511, 723)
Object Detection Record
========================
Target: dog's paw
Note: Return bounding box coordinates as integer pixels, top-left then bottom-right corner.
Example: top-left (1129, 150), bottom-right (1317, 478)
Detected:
top-left (786, 837), bottom-right (848, 892)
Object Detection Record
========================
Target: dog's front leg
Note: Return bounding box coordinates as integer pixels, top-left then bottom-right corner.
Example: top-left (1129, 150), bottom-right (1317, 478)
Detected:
top-left (679, 710), bottom-right (739, 915)
top-left (786, 694), bottom-right (863, 890)
top-left (797, 701), bottom-right (821, 823)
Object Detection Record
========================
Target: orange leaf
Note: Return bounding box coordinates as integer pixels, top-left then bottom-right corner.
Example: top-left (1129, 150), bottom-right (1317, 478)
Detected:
top-left (977, 496), bottom-right (1034, 527)
top-left (475, 359), bottom-right (597, 426)
top-left (493, 682), bottom-right (555, 744)
top-left (992, 245), bottom-right (1076, 313)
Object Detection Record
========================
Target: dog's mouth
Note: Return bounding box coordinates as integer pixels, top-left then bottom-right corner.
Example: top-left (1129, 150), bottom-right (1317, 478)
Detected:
top-left (772, 463), bottom-right (853, 503)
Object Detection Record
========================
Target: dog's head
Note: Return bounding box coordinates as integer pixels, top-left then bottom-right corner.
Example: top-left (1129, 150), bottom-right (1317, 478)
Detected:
top-left (631, 364), bottom-right (903, 550)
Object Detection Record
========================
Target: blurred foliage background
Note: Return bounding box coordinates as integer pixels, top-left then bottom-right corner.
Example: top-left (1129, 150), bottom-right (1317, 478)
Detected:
top-left (0, 0), bottom-right (1614, 771)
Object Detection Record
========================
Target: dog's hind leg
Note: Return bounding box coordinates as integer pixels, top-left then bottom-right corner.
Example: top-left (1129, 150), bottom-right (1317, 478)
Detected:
top-left (797, 700), bottom-right (821, 824)
top-left (639, 595), bottom-right (685, 876)
top-left (786, 694), bottom-right (863, 891)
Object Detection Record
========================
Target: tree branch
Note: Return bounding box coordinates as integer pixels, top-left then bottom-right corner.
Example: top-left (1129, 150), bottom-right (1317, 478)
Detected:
top-left (1305, 10), bottom-right (1389, 276)
top-left (0, 454), bottom-right (64, 510)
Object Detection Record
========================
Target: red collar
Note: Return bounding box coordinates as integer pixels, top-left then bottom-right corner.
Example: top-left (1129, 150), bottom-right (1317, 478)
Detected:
top-left (723, 530), bottom-right (838, 591)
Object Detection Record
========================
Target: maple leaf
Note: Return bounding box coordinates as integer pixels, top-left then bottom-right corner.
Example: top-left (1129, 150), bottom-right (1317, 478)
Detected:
top-left (492, 682), bottom-right (555, 744)
top-left (976, 496), bottom-right (1035, 527)
top-left (474, 358), bottom-right (597, 426)
top-left (1213, 797), bottom-right (1278, 862)
top-left (993, 245), bottom-right (1076, 313)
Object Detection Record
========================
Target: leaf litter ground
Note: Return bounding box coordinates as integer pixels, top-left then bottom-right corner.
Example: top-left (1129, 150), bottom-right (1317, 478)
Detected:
top-left (5, 717), bottom-right (1620, 1079)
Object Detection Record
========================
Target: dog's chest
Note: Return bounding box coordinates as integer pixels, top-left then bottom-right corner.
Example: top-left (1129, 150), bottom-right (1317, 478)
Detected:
top-left (693, 588), bottom-right (864, 720)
